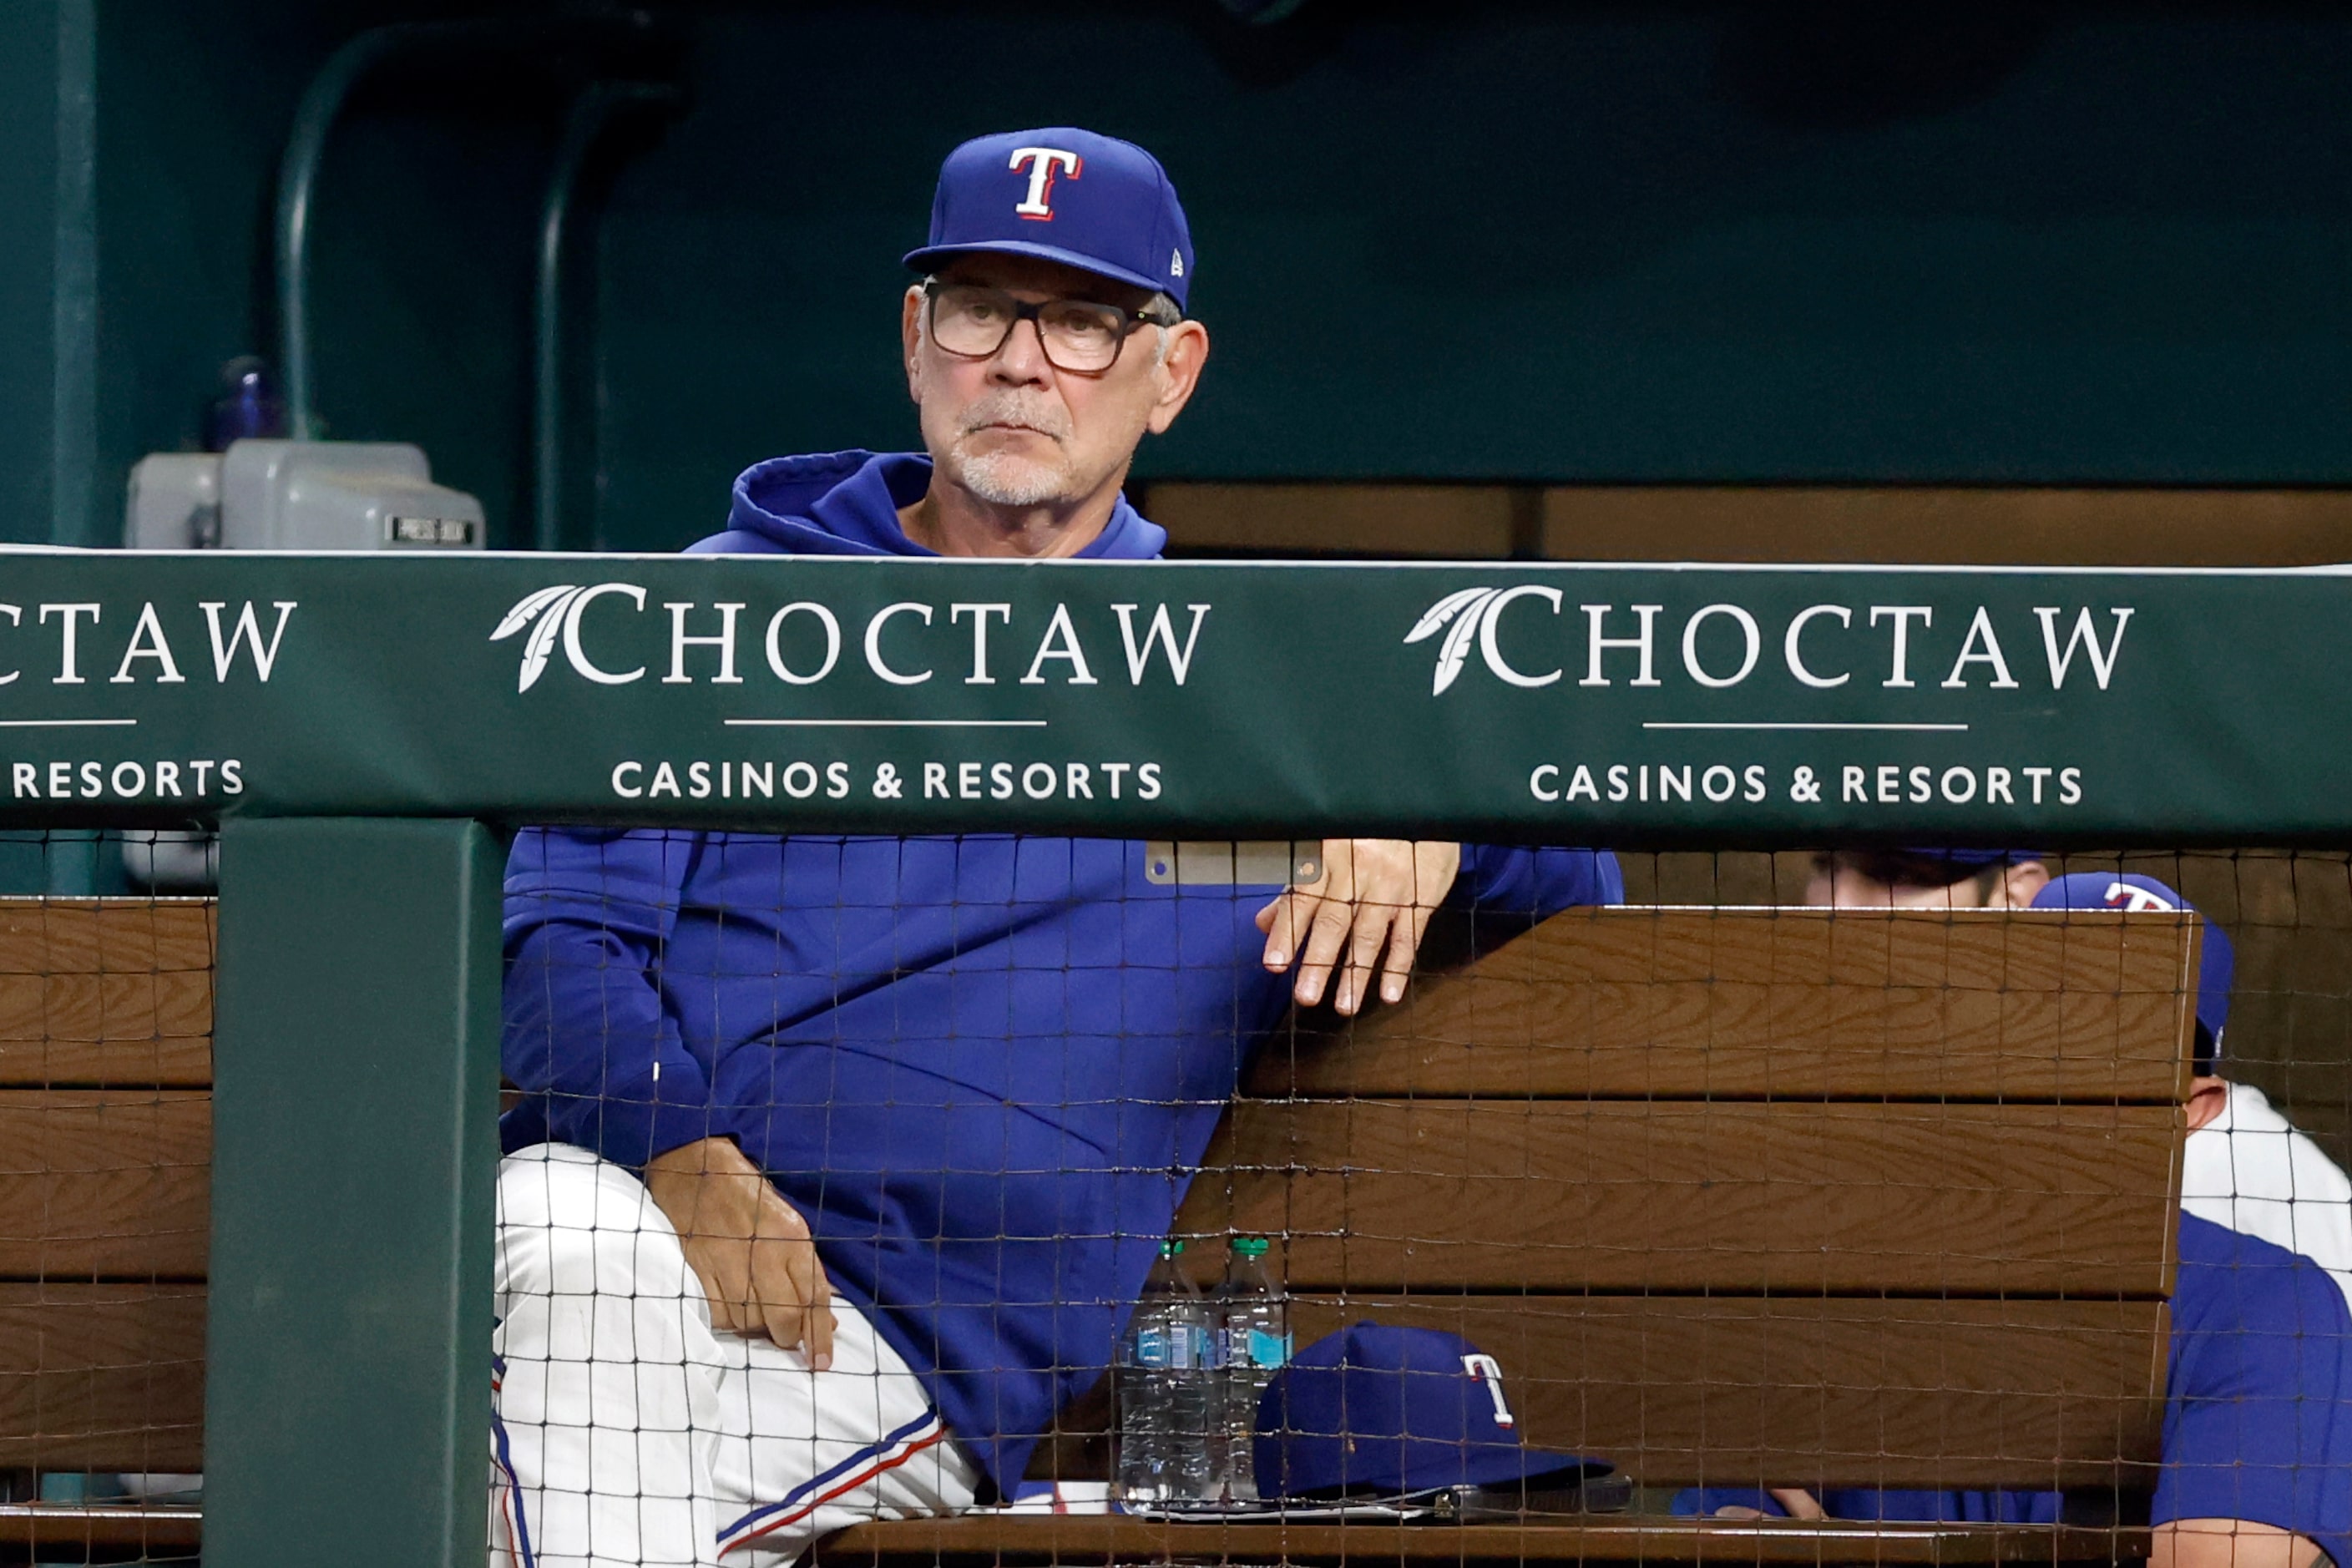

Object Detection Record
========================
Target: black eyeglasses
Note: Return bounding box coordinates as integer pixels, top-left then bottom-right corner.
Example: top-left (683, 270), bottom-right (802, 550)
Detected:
top-left (923, 278), bottom-right (1181, 374)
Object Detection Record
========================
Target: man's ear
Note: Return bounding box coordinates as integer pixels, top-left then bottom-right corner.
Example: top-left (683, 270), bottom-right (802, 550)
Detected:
top-left (2185, 1075), bottom-right (2230, 1133)
top-left (1145, 321), bottom-right (1210, 436)
top-left (901, 286), bottom-right (926, 404)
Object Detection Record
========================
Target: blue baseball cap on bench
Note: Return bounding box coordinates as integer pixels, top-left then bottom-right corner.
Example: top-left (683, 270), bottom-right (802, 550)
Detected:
top-left (1254, 1323), bottom-right (1609, 1500)
top-left (904, 128), bottom-right (1196, 311)
top-left (2031, 872), bottom-right (2234, 1067)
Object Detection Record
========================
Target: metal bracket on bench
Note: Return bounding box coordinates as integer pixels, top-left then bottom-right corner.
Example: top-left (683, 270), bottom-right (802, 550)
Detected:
top-left (1145, 841), bottom-right (1323, 887)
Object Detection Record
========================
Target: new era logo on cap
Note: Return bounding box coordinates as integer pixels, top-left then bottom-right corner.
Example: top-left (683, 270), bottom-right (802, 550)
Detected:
top-left (906, 127), bottom-right (1196, 311)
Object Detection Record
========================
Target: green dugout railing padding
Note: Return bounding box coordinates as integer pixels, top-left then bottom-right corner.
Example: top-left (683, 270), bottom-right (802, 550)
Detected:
top-left (1, 553), bottom-right (2348, 842)
top-left (5, 551), bottom-right (2349, 1564)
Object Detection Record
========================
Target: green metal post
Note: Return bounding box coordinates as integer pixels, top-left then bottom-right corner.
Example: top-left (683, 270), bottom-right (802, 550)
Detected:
top-left (208, 817), bottom-right (504, 1566)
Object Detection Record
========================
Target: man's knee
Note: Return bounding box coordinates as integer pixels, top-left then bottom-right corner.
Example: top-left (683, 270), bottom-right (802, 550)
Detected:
top-left (496, 1143), bottom-right (694, 1303)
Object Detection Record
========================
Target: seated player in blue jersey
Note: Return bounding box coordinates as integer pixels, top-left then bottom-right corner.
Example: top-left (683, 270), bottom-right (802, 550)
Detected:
top-left (488, 128), bottom-right (1622, 1568)
top-left (1676, 852), bottom-right (2352, 1568)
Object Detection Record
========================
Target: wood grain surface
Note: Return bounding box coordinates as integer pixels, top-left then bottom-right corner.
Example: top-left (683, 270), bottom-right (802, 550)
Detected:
top-left (815, 1513), bottom-right (2150, 1566)
top-left (0, 1283), bottom-right (204, 1469)
top-left (1284, 1294), bottom-right (2167, 1488)
top-left (0, 900), bottom-right (214, 1086)
top-left (0, 899), bottom-right (216, 974)
top-left (1252, 908), bottom-right (2197, 1102)
top-left (0, 1092), bottom-right (210, 1277)
top-left (1178, 1100), bottom-right (2182, 1295)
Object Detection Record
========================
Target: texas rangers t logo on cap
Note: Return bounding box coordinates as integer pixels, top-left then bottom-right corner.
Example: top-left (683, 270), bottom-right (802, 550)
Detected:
top-left (2102, 880), bottom-right (2178, 913)
top-left (906, 128), bottom-right (1197, 311)
top-left (1461, 1353), bottom-right (1516, 1428)
top-left (1009, 146), bottom-right (1081, 220)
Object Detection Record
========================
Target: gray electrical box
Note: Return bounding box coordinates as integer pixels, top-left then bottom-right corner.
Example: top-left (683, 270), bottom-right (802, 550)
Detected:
top-left (124, 438), bottom-right (484, 551)
top-left (118, 437), bottom-right (484, 895)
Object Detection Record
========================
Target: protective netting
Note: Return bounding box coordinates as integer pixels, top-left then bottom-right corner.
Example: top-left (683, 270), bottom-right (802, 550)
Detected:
top-left (13, 833), bottom-right (2352, 1567)
top-left (1, 830), bottom-right (208, 1565)
top-left (484, 833), bottom-right (2352, 1568)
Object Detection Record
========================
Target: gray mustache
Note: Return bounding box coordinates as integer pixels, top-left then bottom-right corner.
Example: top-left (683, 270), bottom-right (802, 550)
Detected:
top-left (959, 395), bottom-right (1070, 443)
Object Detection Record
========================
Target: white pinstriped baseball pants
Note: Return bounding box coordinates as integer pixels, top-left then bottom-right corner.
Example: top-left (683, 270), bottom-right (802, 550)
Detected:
top-left (489, 1144), bottom-right (982, 1567)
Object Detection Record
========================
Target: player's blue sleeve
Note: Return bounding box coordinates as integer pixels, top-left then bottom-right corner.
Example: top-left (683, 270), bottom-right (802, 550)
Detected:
top-left (501, 826), bottom-right (732, 1168)
top-left (1455, 844), bottom-right (1624, 918)
top-left (2156, 1213), bottom-right (2352, 1568)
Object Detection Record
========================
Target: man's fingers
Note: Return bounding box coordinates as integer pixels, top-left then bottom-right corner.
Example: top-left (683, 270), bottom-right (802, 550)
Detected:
top-left (754, 1284), bottom-right (802, 1356)
top-left (749, 1245), bottom-right (814, 1360)
top-left (803, 1281), bottom-right (836, 1369)
top-left (682, 1252), bottom-right (731, 1328)
top-left (1375, 903), bottom-right (1430, 1007)
top-left (680, 1237), bottom-right (753, 1335)
top-left (1258, 890), bottom-right (1321, 970)
top-left (785, 1237), bottom-right (834, 1370)
top-left (747, 1195), bottom-right (834, 1369)
top-left (1292, 893), bottom-right (1358, 1006)
top-left (1769, 1489), bottom-right (1828, 1520)
top-left (1333, 901), bottom-right (1401, 1016)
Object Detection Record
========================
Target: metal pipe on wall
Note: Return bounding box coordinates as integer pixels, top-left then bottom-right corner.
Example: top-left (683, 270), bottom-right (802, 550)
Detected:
top-left (274, 20), bottom-right (443, 441)
top-left (535, 81), bottom-right (678, 553)
top-left (273, 12), bottom-right (668, 447)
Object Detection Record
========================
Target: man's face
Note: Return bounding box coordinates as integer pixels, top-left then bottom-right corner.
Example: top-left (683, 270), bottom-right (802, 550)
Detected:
top-left (899, 253), bottom-right (1203, 511)
top-left (1803, 855), bottom-right (2052, 910)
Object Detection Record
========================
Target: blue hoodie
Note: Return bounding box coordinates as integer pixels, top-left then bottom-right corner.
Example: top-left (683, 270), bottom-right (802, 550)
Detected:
top-left (501, 451), bottom-right (1624, 1494)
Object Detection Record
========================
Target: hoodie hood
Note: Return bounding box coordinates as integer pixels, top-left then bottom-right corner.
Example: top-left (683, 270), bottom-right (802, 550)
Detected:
top-left (698, 449), bottom-right (1167, 560)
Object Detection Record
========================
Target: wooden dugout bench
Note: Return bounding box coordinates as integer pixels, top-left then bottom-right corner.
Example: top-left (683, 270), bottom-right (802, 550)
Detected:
top-left (826, 903), bottom-right (2198, 1567)
top-left (0, 898), bottom-right (208, 1560)
top-left (0, 898), bottom-right (2198, 1565)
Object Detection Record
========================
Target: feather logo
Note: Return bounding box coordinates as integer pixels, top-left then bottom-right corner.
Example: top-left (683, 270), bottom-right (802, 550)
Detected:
top-left (491, 585), bottom-right (584, 692)
top-left (1404, 585), bottom-right (1569, 694)
top-left (490, 583), bottom-right (647, 692)
top-left (1403, 586), bottom-right (1502, 695)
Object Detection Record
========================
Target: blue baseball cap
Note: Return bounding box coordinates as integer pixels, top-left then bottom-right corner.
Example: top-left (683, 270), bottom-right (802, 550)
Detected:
top-left (1254, 1323), bottom-right (1607, 1500)
top-left (903, 128), bottom-right (1195, 311)
top-left (2031, 873), bottom-right (2234, 1068)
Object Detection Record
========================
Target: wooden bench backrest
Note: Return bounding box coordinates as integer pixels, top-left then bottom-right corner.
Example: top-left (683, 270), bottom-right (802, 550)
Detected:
top-left (1176, 905), bottom-right (2197, 1494)
top-left (0, 897), bottom-right (212, 1473)
top-left (0, 898), bottom-right (2196, 1496)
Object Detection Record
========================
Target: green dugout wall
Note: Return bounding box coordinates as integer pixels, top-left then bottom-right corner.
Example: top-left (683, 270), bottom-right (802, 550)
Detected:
top-left (1, 549), bottom-right (2349, 1560)
top-left (13, 4), bottom-right (2352, 554)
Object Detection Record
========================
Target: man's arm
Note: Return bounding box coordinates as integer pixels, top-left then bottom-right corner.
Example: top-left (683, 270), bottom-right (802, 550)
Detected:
top-left (504, 827), bottom-right (832, 1362)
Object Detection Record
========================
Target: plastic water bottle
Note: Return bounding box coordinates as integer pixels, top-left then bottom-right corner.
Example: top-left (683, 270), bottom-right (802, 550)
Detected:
top-left (1212, 1237), bottom-right (1291, 1503)
top-left (1116, 1239), bottom-right (1216, 1510)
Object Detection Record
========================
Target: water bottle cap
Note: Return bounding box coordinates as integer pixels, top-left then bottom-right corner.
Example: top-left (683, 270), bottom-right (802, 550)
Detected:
top-left (1232, 1237), bottom-right (1271, 1256)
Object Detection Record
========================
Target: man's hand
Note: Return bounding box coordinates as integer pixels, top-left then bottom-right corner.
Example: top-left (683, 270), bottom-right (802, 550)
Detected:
top-left (643, 1136), bottom-right (836, 1369)
top-left (2153, 1520), bottom-right (2324, 1568)
top-left (1711, 1490), bottom-right (1827, 1520)
top-left (1256, 839), bottom-right (1461, 1015)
